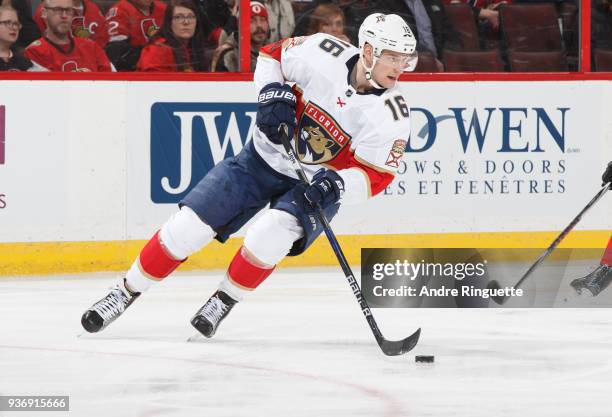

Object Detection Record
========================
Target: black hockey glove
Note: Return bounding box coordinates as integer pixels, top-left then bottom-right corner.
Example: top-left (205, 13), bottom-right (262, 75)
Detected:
top-left (603, 161), bottom-right (612, 189)
top-left (304, 169), bottom-right (345, 209)
top-left (256, 82), bottom-right (296, 144)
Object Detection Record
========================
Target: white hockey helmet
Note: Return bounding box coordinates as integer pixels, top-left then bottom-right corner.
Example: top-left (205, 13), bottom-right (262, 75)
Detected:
top-left (358, 13), bottom-right (418, 87)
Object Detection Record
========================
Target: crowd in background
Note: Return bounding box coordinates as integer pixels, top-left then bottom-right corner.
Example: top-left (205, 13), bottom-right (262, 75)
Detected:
top-left (0, 0), bottom-right (610, 72)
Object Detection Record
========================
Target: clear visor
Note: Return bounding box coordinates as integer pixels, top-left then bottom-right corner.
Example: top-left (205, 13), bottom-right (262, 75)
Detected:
top-left (377, 51), bottom-right (419, 72)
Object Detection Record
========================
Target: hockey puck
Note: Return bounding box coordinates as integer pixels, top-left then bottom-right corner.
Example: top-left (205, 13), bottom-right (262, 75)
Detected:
top-left (415, 355), bottom-right (434, 363)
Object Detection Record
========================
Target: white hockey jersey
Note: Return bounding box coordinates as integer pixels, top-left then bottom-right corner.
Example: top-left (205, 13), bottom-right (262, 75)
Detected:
top-left (254, 33), bottom-right (411, 205)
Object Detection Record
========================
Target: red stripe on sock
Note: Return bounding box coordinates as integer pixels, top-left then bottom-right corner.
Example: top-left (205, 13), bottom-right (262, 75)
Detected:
top-left (139, 231), bottom-right (185, 280)
top-left (601, 236), bottom-right (612, 266)
top-left (227, 247), bottom-right (274, 289)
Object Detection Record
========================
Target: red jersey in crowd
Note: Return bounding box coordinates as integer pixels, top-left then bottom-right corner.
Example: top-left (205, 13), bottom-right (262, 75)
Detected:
top-left (444, 0), bottom-right (511, 8)
top-left (137, 38), bottom-right (195, 72)
top-left (33, 0), bottom-right (109, 48)
top-left (25, 37), bottom-right (114, 71)
top-left (106, 0), bottom-right (167, 47)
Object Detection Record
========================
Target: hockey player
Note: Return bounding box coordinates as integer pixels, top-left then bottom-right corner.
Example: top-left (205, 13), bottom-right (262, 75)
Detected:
top-left (570, 162), bottom-right (612, 296)
top-left (81, 13), bottom-right (418, 337)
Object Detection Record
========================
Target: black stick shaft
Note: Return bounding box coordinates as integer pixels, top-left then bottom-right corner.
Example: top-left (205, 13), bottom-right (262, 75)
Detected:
top-left (277, 127), bottom-right (385, 342)
top-left (512, 182), bottom-right (610, 292)
top-left (276, 124), bottom-right (420, 354)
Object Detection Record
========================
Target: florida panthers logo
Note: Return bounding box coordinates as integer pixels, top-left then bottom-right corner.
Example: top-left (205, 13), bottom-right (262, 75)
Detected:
top-left (141, 18), bottom-right (160, 39)
top-left (297, 102), bottom-right (351, 164)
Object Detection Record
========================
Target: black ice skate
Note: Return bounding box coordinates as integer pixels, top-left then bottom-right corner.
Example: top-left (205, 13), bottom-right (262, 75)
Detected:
top-left (570, 265), bottom-right (612, 296)
top-left (190, 290), bottom-right (238, 338)
top-left (81, 281), bottom-right (140, 333)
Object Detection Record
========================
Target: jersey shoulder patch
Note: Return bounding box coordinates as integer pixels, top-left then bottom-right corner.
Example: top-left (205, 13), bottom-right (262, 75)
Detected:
top-left (282, 36), bottom-right (307, 51)
top-left (384, 138), bottom-right (407, 169)
top-left (27, 39), bottom-right (42, 49)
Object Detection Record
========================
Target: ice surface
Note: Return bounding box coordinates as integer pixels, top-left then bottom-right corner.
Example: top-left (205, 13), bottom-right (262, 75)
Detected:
top-left (0, 268), bottom-right (611, 417)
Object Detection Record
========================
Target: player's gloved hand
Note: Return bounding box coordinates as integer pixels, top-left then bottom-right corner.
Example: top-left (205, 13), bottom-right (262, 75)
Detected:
top-left (304, 169), bottom-right (345, 209)
top-left (603, 161), bottom-right (612, 189)
top-left (256, 82), bottom-right (297, 144)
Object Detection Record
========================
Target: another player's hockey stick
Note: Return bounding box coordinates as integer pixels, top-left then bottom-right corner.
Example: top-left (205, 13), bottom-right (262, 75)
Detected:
top-left (488, 182), bottom-right (611, 305)
top-left (277, 124), bottom-right (421, 356)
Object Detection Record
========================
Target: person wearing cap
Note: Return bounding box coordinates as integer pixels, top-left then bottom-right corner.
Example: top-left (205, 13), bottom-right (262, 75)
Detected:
top-left (211, 0), bottom-right (269, 71)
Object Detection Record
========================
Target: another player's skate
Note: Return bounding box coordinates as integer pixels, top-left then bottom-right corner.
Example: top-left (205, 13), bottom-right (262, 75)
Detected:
top-left (81, 280), bottom-right (140, 333)
top-left (190, 290), bottom-right (237, 337)
top-left (570, 265), bottom-right (612, 296)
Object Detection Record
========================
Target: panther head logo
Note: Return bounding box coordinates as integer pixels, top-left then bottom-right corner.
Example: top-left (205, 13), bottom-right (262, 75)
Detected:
top-left (300, 126), bottom-right (335, 162)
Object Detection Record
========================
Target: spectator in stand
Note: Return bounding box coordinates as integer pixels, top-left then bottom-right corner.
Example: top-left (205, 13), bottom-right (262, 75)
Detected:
top-left (210, 0), bottom-right (268, 71)
top-left (34, 0), bottom-right (109, 48)
top-left (394, 0), bottom-right (456, 69)
top-left (205, 0), bottom-right (237, 48)
top-left (344, 0), bottom-right (446, 69)
top-left (137, 0), bottom-right (210, 71)
top-left (592, 0), bottom-right (612, 50)
top-left (328, 0), bottom-right (444, 71)
top-left (0, 5), bottom-right (41, 70)
top-left (421, 0), bottom-right (460, 56)
top-left (305, 3), bottom-right (350, 42)
top-left (1, 0), bottom-right (40, 50)
top-left (192, 0), bottom-right (229, 42)
top-left (105, 0), bottom-right (166, 70)
top-left (444, 0), bottom-right (504, 32)
top-left (25, 0), bottom-right (114, 70)
top-left (262, 0), bottom-right (293, 42)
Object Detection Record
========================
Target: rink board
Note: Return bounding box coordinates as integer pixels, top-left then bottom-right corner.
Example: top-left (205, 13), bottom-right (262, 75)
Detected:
top-left (0, 80), bottom-right (610, 274)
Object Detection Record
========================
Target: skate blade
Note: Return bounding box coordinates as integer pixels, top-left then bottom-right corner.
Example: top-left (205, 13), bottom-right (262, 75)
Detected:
top-left (578, 289), bottom-right (596, 298)
top-left (186, 333), bottom-right (203, 343)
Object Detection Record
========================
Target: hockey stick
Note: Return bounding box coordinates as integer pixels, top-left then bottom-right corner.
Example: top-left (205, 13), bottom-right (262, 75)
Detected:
top-left (488, 182), bottom-right (611, 305)
top-left (277, 124), bottom-right (421, 356)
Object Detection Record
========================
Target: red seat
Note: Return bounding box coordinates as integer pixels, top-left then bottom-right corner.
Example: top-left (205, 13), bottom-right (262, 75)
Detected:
top-left (507, 50), bottom-right (568, 72)
top-left (444, 4), bottom-right (480, 51)
top-left (443, 49), bottom-right (505, 72)
top-left (413, 51), bottom-right (441, 72)
top-left (593, 49), bottom-right (612, 71)
top-left (500, 3), bottom-right (563, 51)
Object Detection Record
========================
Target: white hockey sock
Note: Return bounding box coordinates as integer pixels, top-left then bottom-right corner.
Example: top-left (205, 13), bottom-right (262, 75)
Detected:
top-left (218, 275), bottom-right (248, 302)
top-left (124, 261), bottom-right (154, 293)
